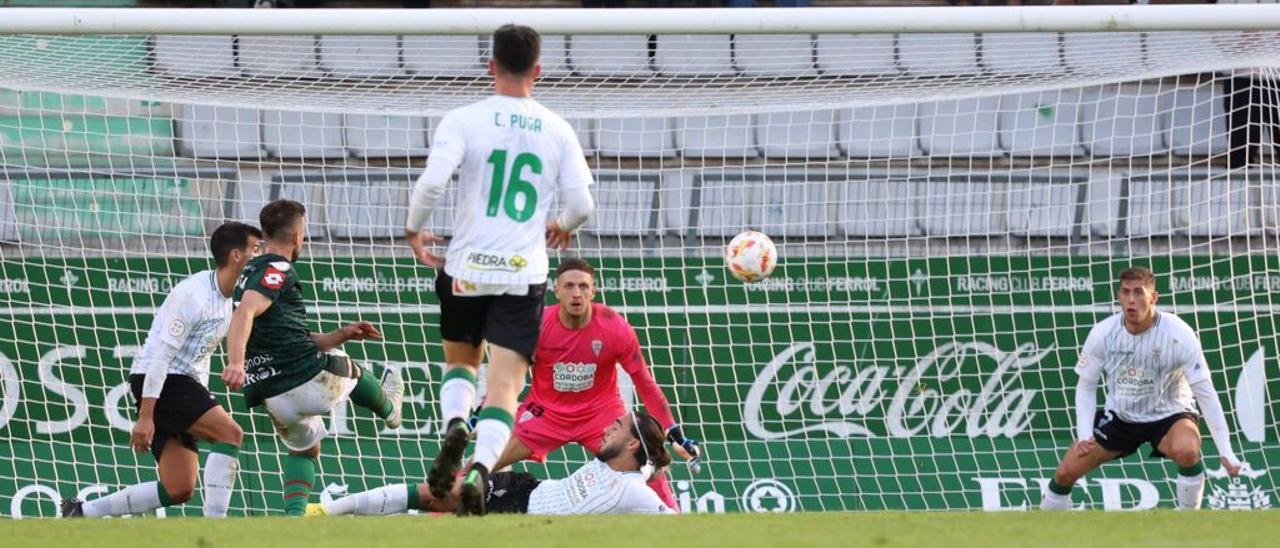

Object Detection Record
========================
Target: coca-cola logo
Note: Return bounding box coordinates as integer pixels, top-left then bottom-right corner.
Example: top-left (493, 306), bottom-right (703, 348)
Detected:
top-left (743, 341), bottom-right (1053, 439)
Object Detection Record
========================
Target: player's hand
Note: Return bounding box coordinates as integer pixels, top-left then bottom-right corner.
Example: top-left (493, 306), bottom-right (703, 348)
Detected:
top-left (667, 425), bottom-right (703, 474)
top-left (545, 219), bottom-right (574, 250)
top-left (223, 361), bottom-right (246, 391)
top-left (1221, 456), bottom-right (1243, 477)
top-left (130, 418), bottom-right (154, 455)
top-left (406, 229), bottom-right (446, 268)
top-left (1072, 438), bottom-right (1098, 457)
top-left (342, 321), bottom-right (383, 342)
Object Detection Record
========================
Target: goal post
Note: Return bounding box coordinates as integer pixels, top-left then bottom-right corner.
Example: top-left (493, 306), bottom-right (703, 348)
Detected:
top-left (2, 6), bottom-right (1280, 517)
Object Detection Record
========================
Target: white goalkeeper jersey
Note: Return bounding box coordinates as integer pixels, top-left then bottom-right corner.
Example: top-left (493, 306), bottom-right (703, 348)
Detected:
top-left (129, 270), bottom-right (231, 394)
top-left (1075, 311), bottom-right (1211, 423)
top-left (526, 459), bottom-right (674, 515)
top-left (429, 95), bottom-right (594, 286)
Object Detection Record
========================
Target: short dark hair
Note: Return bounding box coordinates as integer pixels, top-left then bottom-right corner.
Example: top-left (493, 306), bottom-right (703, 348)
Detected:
top-left (1119, 266), bottom-right (1156, 289)
top-left (556, 257), bottom-right (595, 280)
top-left (630, 411), bottom-right (672, 470)
top-left (209, 222), bottom-right (263, 267)
top-left (492, 24), bottom-right (540, 76)
top-left (259, 199), bottom-right (306, 241)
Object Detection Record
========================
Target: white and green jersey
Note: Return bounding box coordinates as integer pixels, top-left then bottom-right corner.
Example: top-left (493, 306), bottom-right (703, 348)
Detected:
top-left (527, 459), bottom-right (674, 515)
top-left (1075, 311), bottom-right (1211, 423)
top-left (129, 270), bottom-right (231, 397)
top-left (429, 95), bottom-right (594, 286)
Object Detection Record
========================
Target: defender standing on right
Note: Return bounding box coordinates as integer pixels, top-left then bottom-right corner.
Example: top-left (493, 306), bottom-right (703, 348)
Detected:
top-left (1041, 267), bottom-right (1242, 510)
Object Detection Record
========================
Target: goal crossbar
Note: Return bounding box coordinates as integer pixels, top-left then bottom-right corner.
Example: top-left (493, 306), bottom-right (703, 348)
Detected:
top-left (5, 6), bottom-right (1280, 36)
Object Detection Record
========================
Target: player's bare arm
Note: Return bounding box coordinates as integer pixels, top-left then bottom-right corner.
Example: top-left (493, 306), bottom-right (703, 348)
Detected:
top-left (545, 218), bottom-right (573, 250)
top-left (224, 289), bottom-right (273, 391)
top-left (309, 321), bottom-right (383, 352)
top-left (405, 228), bottom-right (446, 268)
top-left (130, 398), bottom-right (158, 454)
top-left (404, 127), bottom-right (460, 269)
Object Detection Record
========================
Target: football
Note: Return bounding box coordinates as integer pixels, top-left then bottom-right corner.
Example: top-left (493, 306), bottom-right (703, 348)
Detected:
top-left (725, 230), bottom-right (778, 283)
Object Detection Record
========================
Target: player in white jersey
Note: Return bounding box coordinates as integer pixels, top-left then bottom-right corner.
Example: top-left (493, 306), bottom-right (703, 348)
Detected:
top-left (306, 411), bottom-right (673, 517)
top-left (404, 23), bottom-right (595, 516)
top-left (61, 222), bottom-right (262, 518)
top-left (1041, 267), bottom-right (1242, 511)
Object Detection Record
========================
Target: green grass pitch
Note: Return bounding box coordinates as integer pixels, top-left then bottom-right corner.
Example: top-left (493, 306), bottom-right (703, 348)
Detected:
top-left (2, 511), bottom-right (1277, 548)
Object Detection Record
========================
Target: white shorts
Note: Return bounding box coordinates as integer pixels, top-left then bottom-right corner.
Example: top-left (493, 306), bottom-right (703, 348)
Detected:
top-left (263, 370), bottom-right (357, 451)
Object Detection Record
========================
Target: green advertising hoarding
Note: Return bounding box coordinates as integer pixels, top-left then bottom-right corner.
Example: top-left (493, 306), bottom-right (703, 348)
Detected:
top-left (1, 255), bottom-right (1277, 517)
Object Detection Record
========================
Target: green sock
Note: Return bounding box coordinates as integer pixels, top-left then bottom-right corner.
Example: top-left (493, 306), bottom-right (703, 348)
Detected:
top-left (210, 442), bottom-right (239, 458)
top-left (156, 482), bottom-right (174, 506)
top-left (1048, 480), bottom-right (1072, 495)
top-left (349, 367), bottom-right (392, 419)
top-left (407, 483), bottom-right (423, 511)
top-left (282, 455), bottom-right (317, 516)
top-left (1179, 461), bottom-right (1205, 476)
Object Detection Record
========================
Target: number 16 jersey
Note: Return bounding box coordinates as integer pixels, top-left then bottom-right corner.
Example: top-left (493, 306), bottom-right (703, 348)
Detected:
top-left (428, 95), bottom-right (594, 286)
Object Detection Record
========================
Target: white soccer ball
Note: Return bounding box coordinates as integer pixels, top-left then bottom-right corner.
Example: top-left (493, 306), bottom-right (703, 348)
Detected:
top-left (725, 230), bottom-right (778, 283)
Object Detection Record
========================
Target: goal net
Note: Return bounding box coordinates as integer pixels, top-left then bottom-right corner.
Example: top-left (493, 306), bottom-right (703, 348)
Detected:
top-left (2, 7), bottom-right (1280, 516)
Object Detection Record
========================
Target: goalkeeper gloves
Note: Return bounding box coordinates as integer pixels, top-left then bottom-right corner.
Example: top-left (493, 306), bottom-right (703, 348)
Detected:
top-left (666, 425), bottom-right (702, 474)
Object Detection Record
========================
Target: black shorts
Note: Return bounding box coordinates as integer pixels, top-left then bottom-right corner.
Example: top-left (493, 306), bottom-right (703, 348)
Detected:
top-left (436, 272), bottom-right (546, 362)
top-left (129, 374), bottom-right (220, 461)
top-left (1092, 410), bottom-right (1200, 459)
top-left (485, 471), bottom-right (541, 514)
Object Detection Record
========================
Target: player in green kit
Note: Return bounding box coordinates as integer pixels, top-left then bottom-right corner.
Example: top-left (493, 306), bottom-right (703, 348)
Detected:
top-left (223, 199), bottom-right (405, 516)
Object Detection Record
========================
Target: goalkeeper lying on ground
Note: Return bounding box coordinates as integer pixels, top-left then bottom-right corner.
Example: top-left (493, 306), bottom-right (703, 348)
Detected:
top-left (308, 411), bottom-right (674, 516)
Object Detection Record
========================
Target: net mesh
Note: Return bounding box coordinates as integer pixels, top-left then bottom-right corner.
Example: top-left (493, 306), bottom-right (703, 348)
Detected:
top-left (2, 29), bottom-right (1280, 516)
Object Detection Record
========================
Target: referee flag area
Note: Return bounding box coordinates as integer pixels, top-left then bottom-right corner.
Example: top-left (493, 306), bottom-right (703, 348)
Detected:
top-left (1, 512), bottom-right (1277, 548)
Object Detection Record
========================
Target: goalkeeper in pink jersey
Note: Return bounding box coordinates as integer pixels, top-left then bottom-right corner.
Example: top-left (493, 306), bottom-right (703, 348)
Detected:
top-left (490, 258), bottom-right (702, 510)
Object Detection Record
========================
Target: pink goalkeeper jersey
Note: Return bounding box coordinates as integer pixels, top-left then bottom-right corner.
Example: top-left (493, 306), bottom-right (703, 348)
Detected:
top-left (530, 303), bottom-right (676, 429)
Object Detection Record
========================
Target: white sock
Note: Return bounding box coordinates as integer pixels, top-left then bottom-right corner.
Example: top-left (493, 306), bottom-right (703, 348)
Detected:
top-left (472, 418), bottom-right (513, 471)
top-left (203, 452), bottom-right (239, 518)
top-left (439, 368), bottom-right (477, 430)
top-left (323, 484), bottom-right (409, 515)
top-left (1176, 473), bottom-right (1206, 510)
top-left (82, 481), bottom-right (165, 517)
top-left (1040, 489), bottom-right (1071, 511)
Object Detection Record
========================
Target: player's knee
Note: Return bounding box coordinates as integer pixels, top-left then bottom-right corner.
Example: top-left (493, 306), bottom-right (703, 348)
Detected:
top-left (227, 422), bottom-right (245, 446)
top-left (215, 421), bottom-right (244, 447)
top-left (166, 483), bottom-right (195, 504)
top-left (1170, 447), bottom-right (1201, 468)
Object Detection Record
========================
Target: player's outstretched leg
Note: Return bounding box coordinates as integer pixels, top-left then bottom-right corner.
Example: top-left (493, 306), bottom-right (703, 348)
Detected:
top-left (67, 438), bottom-right (197, 517)
top-left (1041, 440), bottom-right (1120, 511)
top-left (346, 364), bottom-right (404, 429)
top-left (306, 482), bottom-right (431, 516)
